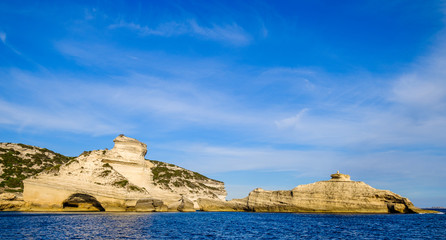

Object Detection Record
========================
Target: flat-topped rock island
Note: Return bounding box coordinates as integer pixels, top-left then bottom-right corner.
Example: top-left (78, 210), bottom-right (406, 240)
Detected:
top-left (199, 171), bottom-right (437, 214)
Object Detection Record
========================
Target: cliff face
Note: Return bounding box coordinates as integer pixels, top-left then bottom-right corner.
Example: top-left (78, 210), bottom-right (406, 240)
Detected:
top-left (21, 135), bottom-right (226, 212)
top-left (246, 182), bottom-right (417, 213)
top-left (151, 160), bottom-right (226, 202)
top-left (2, 137), bottom-right (436, 214)
top-left (199, 172), bottom-right (435, 214)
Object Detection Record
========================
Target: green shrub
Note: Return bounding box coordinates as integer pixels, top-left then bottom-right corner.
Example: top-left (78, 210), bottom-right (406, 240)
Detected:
top-left (129, 184), bottom-right (143, 192)
top-left (0, 144), bottom-right (73, 193)
top-left (113, 180), bottom-right (128, 188)
top-left (99, 170), bottom-right (112, 177)
top-left (5, 188), bottom-right (22, 192)
top-left (102, 163), bottom-right (112, 168)
top-left (66, 159), bottom-right (78, 166)
top-left (149, 159), bottom-right (223, 189)
top-left (80, 151), bottom-right (92, 157)
top-left (17, 143), bottom-right (34, 149)
top-left (4, 178), bottom-right (22, 188)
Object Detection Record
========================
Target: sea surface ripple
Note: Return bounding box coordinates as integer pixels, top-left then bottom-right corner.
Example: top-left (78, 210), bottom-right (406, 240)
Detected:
top-left (0, 211), bottom-right (445, 239)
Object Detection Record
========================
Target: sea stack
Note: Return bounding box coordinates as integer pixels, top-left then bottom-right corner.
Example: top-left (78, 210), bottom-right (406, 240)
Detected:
top-left (199, 172), bottom-right (435, 214)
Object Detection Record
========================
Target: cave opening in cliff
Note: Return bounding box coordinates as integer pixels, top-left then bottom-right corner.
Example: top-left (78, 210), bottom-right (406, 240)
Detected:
top-left (62, 193), bottom-right (105, 211)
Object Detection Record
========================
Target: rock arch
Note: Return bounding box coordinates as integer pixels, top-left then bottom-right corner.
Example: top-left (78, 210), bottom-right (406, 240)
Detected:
top-left (62, 193), bottom-right (105, 211)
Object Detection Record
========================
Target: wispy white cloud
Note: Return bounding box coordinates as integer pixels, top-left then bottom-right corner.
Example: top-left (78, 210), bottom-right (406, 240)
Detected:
top-left (0, 31), bottom-right (22, 56)
top-left (1, 0), bottom-right (445, 207)
top-left (188, 20), bottom-right (250, 45)
top-left (3, 24), bottom-right (446, 206)
top-left (275, 108), bottom-right (308, 129)
top-left (257, 67), bottom-right (317, 90)
top-left (149, 140), bottom-right (446, 203)
top-left (109, 21), bottom-right (187, 36)
top-left (151, 141), bottom-right (342, 174)
top-left (273, 103), bottom-right (446, 149)
top-left (392, 74), bottom-right (445, 106)
top-left (84, 8), bottom-right (97, 20)
top-left (172, 143), bottom-right (445, 181)
top-left (0, 98), bottom-right (120, 135)
top-left (0, 31), bottom-right (6, 44)
top-left (390, 42), bottom-right (446, 116)
top-left (109, 19), bottom-right (251, 46)
top-left (56, 40), bottom-right (229, 78)
top-left (0, 68), bottom-right (266, 136)
top-left (38, 37), bottom-right (446, 151)
top-left (271, 37), bottom-right (446, 149)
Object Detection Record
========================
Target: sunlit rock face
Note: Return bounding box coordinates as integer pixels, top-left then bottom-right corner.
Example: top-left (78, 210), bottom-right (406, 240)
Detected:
top-left (104, 135), bottom-right (150, 166)
top-left (0, 193), bottom-right (24, 211)
top-left (329, 171), bottom-right (351, 181)
top-left (199, 172), bottom-right (436, 214)
top-left (22, 135), bottom-right (226, 212)
top-left (102, 135), bottom-right (154, 194)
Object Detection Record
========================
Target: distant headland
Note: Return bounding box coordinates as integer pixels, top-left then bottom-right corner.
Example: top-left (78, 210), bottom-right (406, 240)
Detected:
top-left (0, 135), bottom-right (438, 214)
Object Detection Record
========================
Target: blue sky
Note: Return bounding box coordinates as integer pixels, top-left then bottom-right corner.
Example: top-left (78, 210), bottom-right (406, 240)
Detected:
top-left (1, 0), bottom-right (446, 207)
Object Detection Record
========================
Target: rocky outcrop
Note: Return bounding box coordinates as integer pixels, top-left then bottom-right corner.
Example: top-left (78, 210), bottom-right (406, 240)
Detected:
top-left (103, 134), bottom-right (150, 166)
top-left (0, 193), bottom-right (24, 211)
top-left (177, 196), bottom-right (195, 212)
top-left (151, 160), bottom-right (226, 204)
top-left (198, 198), bottom-right (248, 212)
top-left (135, 198), bottom-right (166, 212)
top-left (199, 172), bottom-right (437, 214)
top-left (21, 135), bottom-right (226, 212)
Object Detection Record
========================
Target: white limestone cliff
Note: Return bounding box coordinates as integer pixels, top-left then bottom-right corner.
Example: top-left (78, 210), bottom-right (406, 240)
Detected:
top-left (22, 135), bottom-right (226, 212)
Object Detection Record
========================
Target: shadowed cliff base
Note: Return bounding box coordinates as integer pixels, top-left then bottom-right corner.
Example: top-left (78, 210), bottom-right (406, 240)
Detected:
top-left (62, 193), bottom-right (105, 211)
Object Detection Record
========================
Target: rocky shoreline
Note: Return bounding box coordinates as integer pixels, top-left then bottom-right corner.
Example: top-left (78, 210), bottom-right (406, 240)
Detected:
top-left (198, 172), bottom-right (438, 214)
top-left (0, 135), bottom-right (438, 214)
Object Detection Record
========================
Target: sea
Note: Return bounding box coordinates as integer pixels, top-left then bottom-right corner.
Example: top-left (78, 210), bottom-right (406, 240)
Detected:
top-left (0, 210), bottom-right (445, 239)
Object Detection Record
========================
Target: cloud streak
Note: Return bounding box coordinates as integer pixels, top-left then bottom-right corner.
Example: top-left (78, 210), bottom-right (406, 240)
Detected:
top-left (0, 31), bottom-right (5, 44)
top-left (149, 140), bottom-right (446, 202)
top-left (0, 31), bottom-right (22, 55)
top-left (1, 0), bottom-right (445, 208)
top-left (6, 36), bottom-right (446, 151)
top-left (0, 68), bottom-right (266, 136)
top-left (109, 19), bottom-right (251, 46)
top-left (270, 39), bottom-right (446, 150)
top-left (275, 108), bottom-right (308, 130)
top-left (0, 98), bottom-right (120, 135)
top-left (2, 8), bottom-right (446, 206)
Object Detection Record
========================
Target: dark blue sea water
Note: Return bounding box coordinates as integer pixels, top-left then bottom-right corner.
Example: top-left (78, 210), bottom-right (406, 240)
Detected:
top-left (0, 211), bottom-right (445, 239)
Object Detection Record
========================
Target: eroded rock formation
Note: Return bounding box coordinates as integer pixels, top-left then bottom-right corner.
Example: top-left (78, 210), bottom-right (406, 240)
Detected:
top-left (22, 135), bottom-right (226, 212)
top-left (0, 193), bottom-right (24, 211)
top-left (199, 172), bottom-right (436, 214)
top-left (2, 136), bottom-right (438, 214)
